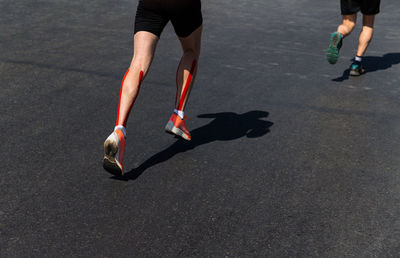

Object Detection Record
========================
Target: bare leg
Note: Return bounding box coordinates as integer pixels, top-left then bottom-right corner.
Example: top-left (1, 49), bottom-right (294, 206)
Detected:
top-left (356, 15), bottom-right (375, 57)
top-left (337, 14), bottom-right (357, 37)
top-left (104, 31), bottom-right (159, 175)
top-left (116, 31), bottom-right (159, 127)
top-left (327, 14), bottom-right (357, 64)
top-left (175, 26), bottom-right (202, 111)
top-left (164, 26), bottom-right (202, 141)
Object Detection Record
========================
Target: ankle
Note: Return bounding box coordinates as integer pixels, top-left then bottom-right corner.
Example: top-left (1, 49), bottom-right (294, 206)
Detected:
top-left (114, 125), bottom-right (127, 138)
top-left (174, 109), bottom-right (185, 119)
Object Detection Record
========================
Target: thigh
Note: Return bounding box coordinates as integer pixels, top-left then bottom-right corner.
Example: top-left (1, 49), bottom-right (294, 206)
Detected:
top-left (170, 0), bottom-right (203, 38)
top-left (341, 0), bottom-right (361, 15)
top-left (342, 13), bottom-right (357, 25)
top-left (130, 31), bottom-right (159, 75)
top-left (362, 15), bottom-right (375, 28)
top-left (360, 0), bottom-right (380, 15)
top-left (178, 26), bottom-right (202, 57)
top-left (134, 0), bottom-right (169, 38)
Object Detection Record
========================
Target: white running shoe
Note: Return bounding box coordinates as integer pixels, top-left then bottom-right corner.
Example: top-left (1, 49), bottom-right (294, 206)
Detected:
top-left (103, 127), bottom-right (126, 175)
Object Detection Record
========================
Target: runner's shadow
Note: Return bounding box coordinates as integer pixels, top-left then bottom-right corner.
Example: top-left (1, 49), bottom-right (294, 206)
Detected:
top-left (332, 68), bottom-right (350, 82)
top-left (332, 52), bottom-right (400, 82)
top-left (115, 111), bottom-right (273, 181)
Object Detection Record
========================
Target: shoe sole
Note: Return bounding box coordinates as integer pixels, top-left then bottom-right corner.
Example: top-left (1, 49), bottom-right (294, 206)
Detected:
top-left (165, 121), bottom-right (191, 141)
top-left (103, 138), bottom-right (123, 176)
top-left (326, 33), bottom-right (341, 64)
top-left (350, 69), bottom-right (365, 76)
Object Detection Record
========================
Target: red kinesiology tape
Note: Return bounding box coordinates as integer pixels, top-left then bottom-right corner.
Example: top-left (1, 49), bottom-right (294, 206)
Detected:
top-left (116, 69), bottom-right (144, 126)
top-left (177, 60), bottom-right (197, 110)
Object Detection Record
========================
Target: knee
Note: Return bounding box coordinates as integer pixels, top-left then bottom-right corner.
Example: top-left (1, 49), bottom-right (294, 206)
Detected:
top-left (183, 48), bottom-right (199, 61)
top-left (344, 21), bottom-right (356, 32)
top-left (129, 58), bottom-right (150, 76)
top-left (361, 27), bottom-right (374, 41)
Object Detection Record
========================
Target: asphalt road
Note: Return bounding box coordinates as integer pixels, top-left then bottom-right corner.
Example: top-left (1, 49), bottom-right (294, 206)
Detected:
top-left (1, 0), bottom-right (399, 256)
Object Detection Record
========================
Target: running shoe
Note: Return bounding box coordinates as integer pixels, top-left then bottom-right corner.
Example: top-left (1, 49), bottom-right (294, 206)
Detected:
top-left (349, 62), bottom-right (365, 76)
top-left (326, 32), bottom-right (343, 64)
top-left (103, 128), bottom-right (126, 175)
top-left (165, 113), bottom-right (191, 141)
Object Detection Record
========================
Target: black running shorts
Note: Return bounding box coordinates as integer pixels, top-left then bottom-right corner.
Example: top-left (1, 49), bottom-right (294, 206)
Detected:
top-left (134, 0), bottom-right (203, 38)
top-left (341, 0), bottom-right (381, 15)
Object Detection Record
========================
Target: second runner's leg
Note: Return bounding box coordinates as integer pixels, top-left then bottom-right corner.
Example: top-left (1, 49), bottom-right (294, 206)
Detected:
top-left (350, 15), bottom-right (375, 76)
top-left (103, 31), bottom-right (158, 175)
top-left (165, 26), bottom-right (202, 141)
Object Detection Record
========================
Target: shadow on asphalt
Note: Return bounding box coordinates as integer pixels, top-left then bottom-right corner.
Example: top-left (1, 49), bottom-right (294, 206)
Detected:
top-left (113, 111), bottom-right (274, 181)
top-left (332, 52), bottom-right (400, 82)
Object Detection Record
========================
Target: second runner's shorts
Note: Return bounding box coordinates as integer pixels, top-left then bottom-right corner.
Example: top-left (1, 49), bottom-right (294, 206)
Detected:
top-left (341, 0), bottom-right (381, 15)
top-left (134, 0), bottom-right (203, 38)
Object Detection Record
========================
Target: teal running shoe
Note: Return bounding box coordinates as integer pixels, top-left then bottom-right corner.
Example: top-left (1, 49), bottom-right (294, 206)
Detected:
top-left (326, 32), bottom-right (343, 64)
top-left (349, 62), bottom-right (365, 76)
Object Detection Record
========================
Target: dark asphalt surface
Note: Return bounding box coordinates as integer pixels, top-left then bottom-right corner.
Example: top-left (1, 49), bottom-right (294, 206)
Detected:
top-left (1, 0), bottom-right (400, 256)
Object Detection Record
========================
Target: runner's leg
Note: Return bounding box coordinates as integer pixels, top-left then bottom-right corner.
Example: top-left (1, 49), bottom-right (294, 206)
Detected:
top-left (356, 15), bottom-right (375, 57)
top-left (349, 15), bottom-right (375, 76)
top-left (337, 14), bottom-right (357, 37)
top-left (164, 25), bottom-right (202, 141)
top-left (103, 31), bottom-right (158, 175)
top-left (175, 25), bottom-right (202, 112)
top-left (116, 31), bottom-right (158, 127)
